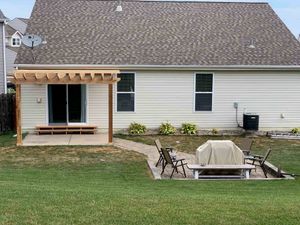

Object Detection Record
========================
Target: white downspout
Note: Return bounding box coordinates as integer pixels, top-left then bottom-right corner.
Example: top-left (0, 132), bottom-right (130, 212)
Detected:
top-left (2, 20), bottom-right (7, 93)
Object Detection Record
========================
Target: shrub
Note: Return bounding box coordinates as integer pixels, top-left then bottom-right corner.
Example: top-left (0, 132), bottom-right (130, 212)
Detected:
top-left (211, 128), bottom-right (219, 135)
top-left (128, 122), bottom-right (147, 135)
top-left (181, 123), bottom-right (197, 135)
top-left (291, 128), bottom-right (299, 134)
top-left (159, 122), bottom-right (176, 135)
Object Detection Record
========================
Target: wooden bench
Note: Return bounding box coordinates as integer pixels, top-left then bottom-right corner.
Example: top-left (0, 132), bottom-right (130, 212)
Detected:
top-left (187, 164), bottom-right (256, 179)
top-left (36, 125), bottom-right (97, 135)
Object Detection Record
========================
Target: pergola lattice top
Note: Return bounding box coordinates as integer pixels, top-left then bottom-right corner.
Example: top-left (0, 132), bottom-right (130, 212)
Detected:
top-left (11, 70), bottom-right (120, 84)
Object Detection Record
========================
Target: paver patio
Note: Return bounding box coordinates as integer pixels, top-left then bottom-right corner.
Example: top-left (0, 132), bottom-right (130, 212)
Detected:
top-left (114, 138), bottom-right (273, 179)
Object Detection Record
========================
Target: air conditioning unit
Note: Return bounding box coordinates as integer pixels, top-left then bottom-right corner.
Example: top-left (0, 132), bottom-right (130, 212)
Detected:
top-left (243, 113), bottom-right (259, 131)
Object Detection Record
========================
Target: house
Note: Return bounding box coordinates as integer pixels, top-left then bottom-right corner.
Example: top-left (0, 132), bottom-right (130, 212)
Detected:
top-left (0, 11), bottom-right (28, 94)
top-left (13, 0), bottom-right (300, 145)
top-left (0, 10), bottom-right (7, 94)
top-left (5, 17), bottom-right (28, 80)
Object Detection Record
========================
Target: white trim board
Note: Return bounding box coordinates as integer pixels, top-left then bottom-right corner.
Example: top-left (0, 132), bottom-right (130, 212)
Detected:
top-left (2, 23), bottom-right (7, 93)
top-left (16, 64), bottom-right (300, 71)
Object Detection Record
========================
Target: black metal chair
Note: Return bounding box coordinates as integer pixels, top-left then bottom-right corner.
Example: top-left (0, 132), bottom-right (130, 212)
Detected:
top-left (154, 139), bottom-right (173, 167)
top-left (161, 148), bottom-right (187, 178)
top-left (246, 149), bottom-right (272, 178)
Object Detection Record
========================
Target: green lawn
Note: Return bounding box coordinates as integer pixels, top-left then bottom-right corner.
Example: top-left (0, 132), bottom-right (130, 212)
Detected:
top-left (0, 133), bottom-right (299, 225)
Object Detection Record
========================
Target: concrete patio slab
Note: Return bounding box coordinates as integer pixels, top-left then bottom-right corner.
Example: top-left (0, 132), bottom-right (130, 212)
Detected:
top-left (69, 134), bottom-right (108, 145)
top-left (23, 134), bottom-right (109, 146)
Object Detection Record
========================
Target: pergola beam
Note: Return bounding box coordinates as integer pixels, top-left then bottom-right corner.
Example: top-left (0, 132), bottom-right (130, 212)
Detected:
top-left (11, 70), bottom-right (120, 84)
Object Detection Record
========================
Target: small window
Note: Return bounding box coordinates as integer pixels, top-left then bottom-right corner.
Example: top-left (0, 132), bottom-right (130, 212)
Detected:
top-left (117, 73), bottom-right (135, 112)
top-left (12, 38), bottom-right (21, 47)
top-left (195, 73), bottom-right (213, 111)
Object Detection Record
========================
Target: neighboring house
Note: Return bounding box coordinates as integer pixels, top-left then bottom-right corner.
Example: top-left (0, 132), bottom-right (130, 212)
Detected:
top-left (0, 10), bottom-right (7, 94)
top-left (5, 18), bottom-right (28, 81)
top-left (13, 0), bottom-right (300, 144)
top-left (0, 12), bottom-right (28, 94)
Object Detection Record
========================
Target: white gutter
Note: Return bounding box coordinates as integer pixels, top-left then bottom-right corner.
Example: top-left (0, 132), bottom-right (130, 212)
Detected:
top-left (16, 64), bottom-right (300, 71)
top-left (1, 19), bottom-right (7, 93)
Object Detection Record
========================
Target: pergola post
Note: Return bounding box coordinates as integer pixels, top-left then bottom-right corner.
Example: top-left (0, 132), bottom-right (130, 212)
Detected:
top-left (16, 84), bottom-right (22, 146)
top-left (108, 83), bottom-right (113, 144)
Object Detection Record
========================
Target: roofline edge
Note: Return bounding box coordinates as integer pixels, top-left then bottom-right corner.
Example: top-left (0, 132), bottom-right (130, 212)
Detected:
top-left (16, 64), bottom-right (300, 71)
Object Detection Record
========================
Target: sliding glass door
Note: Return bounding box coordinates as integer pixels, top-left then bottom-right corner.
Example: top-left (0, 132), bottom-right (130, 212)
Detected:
top-left (48, 84), bottom-right (86, 124)
top-left (48, 85), bottom-right (67, 124)
top-left (67, 85), bottom-right (86, 123)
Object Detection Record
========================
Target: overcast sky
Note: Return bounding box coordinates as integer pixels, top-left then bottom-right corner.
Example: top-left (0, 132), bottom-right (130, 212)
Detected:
top-left (0, 0), bottom-right (299, 37)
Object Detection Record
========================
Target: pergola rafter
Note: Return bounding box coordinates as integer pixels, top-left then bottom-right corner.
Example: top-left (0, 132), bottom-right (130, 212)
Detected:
top-left (11, 70), bottom-right (120, 84)
top-left (10, 69), bottom-right (120, 146)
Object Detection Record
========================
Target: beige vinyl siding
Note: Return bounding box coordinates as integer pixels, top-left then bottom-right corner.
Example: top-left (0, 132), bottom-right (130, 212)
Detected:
top-left (21, 71), bottom-right (300, 131)
top-left (111, 70), bottom-right (300, 130)
top-left (88, 84), bottom-right (109, 132)
top-left (21, 84), bottom-right (109, 132)
top-left (215, 72), bottom-right (300, 129)
top-left (21, 84), bottom-right (47, 131)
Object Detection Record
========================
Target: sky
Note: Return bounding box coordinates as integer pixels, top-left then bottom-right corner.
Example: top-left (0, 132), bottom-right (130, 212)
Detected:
top-left (0, 0), bottom-right (299, 37)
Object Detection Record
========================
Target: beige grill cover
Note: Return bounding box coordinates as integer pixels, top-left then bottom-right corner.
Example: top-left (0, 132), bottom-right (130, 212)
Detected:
top-left (196, 140), bottom-right (244, 165)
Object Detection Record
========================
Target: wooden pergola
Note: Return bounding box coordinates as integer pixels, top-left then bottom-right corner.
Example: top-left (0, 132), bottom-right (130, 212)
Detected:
top-left (11, 69), bottom-right (120, 146)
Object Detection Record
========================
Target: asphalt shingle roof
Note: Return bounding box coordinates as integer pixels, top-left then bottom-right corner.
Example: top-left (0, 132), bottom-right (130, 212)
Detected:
top-left (16, 0), bottom-right (300, 66)
top-left (17, 18), bottom-right (29, 24)
top-left (5, 25), bottom-right (17, 36)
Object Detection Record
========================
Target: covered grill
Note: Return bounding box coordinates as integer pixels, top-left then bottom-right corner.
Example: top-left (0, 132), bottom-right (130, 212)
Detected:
top-left (196, 140), bottom-right (244, 165)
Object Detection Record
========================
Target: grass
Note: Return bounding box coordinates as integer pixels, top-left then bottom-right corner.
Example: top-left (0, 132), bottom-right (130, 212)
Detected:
top-left (0, 133), bottom-right (300, 225)
top-left (0, 132), bottom-right (18, 147)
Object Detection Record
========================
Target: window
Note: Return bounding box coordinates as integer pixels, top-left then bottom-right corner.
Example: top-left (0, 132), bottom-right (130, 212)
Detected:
top-left (12, 38), bottom-right (21, 47)
top-left (195, 73), bottom-right (213, 111)
top-left (117, 73), bottom-right (135, 112)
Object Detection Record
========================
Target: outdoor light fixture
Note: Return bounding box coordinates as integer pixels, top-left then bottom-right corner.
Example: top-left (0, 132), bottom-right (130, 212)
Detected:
top-left (116, 0), bottom-right (123, 12)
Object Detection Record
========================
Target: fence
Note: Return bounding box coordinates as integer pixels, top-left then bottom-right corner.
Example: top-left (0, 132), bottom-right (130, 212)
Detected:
top-left (0, 94), bottom-right (16, 134)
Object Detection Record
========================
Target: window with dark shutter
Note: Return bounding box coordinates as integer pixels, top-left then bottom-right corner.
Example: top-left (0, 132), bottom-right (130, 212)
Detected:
top-left (195, 73), bottom-right (213, 111)
top-left (117, 73), bottom-right (135, 112)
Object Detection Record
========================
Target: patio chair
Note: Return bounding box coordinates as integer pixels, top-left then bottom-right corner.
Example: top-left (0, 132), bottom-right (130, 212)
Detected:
top-left (161, 148), bottom-right (187, 178)
top-left (154, 139), bottom-right (174, 167)
top-left (246, 149), bottom-right (272, 178)
top-left (238, 138), bottom-right (253, 155)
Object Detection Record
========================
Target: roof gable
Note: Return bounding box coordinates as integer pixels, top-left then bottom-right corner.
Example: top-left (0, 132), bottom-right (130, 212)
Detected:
top-left (16, 0), bottom-right (300, 66)
top-left (17, 18), bottom-right (29, 24)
